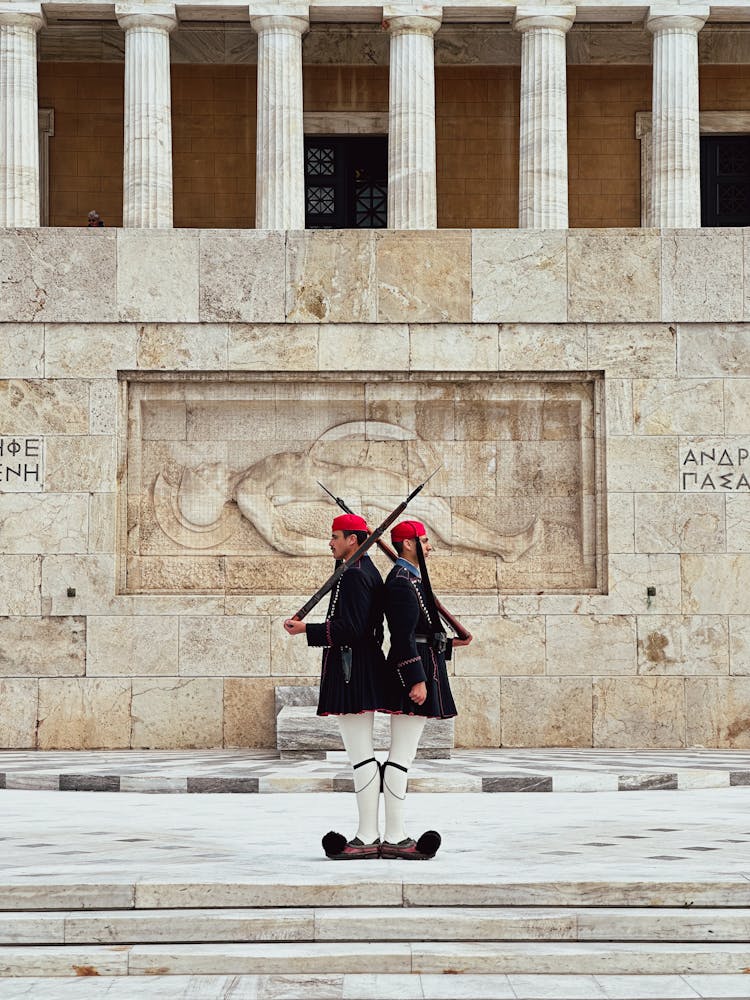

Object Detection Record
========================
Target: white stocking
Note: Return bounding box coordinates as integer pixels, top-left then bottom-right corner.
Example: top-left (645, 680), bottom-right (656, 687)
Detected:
top-left (336, 714), bottom-right (380, 844)
top-left (383, 715), bottom-right (426, 844)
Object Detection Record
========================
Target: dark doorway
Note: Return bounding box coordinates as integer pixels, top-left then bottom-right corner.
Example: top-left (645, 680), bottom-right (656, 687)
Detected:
top-left (701, 135), bottom-right (750, 226)
top-left (304, 136), bottom-right (388, 229)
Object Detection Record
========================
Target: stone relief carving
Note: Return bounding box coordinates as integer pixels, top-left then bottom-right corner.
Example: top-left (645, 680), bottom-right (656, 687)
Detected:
top-left (153, 420), bottom-right (542, 560)
top-left (123, 375), bottom-right (603, 595)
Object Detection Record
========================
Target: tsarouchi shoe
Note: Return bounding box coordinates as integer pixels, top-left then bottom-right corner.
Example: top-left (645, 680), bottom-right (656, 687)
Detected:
top-left (380, 831), bottom-right (441, 860)
top-left (322, 831), bottom-right (381, 860)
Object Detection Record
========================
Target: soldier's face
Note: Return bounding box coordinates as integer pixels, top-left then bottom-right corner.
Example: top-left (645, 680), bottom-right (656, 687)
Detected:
top-left (418, 534), bottom-right (432, 558)
top-left (330, 530), bottom-right (357, 560)
top-left (404, 534), bottom-right (431, 561)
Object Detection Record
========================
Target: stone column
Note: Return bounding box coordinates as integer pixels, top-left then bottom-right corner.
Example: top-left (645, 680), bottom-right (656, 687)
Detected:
top-left (514, 5), bottom-right (575, 229)
top-left (116, 3), bottom-right (177, 228)
top-left (384, 5), bottom-right (442, 229)
top-left (645, 5), bottom-right (709, 228)
top-left (250, 6), bottom-right (308, 230)
top-left (0, 3), bottom-right (44, 228)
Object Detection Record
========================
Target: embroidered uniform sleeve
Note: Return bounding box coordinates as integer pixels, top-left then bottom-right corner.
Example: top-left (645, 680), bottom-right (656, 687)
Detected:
top-left (384, 574), bottom-right (428, 688)
top-left (306, 564), bottom-right (373, 648)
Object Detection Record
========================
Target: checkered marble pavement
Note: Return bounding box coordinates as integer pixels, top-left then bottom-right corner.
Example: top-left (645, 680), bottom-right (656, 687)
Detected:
top-left (0, 748), bottom-right (749, 794)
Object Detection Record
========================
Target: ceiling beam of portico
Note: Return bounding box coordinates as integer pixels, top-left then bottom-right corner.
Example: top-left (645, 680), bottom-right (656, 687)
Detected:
top-left (35, 0), bottom-right (750, 23)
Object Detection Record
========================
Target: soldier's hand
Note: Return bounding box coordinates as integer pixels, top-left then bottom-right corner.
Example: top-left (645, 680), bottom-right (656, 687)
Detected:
top-left (284, 618), bottom-right (306, 636)
top-left (453, 634), bottom-right (473, 647)
top-left (409, 682), bottom-right (427, 705)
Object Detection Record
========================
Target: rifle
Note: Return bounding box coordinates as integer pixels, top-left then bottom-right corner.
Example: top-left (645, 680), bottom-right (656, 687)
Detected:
top-left (289, 469), bottom-right (440, 622)
top-left (317, 481), bottom-right (473, 644)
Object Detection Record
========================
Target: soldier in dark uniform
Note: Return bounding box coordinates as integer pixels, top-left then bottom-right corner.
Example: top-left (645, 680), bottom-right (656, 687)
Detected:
top-left (380, 519), bottom-right (464, 860)
top-left (284, 513), bottom-right (385, 859)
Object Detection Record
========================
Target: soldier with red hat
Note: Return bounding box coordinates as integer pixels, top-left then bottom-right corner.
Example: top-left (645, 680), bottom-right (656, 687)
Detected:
top-left (284, 512), bottom-right (386, 860)
top-left (378, 519), bottom-right (461, 860)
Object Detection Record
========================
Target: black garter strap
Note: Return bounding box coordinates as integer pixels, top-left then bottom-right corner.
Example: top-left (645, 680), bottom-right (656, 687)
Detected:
top-left (353, 757), bottom-right (377, 770)
top-left (383, 760), bottom-right (408, 774)
top-left (382, 760), bottom-right (408, 800)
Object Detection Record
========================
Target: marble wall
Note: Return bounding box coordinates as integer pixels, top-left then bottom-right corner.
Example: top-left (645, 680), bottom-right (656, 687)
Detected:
top-left (1, 227), bottom-right (749, 750)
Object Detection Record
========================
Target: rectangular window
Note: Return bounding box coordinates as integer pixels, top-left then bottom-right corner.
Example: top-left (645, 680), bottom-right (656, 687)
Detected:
top-left (701, 135), bottom-right (750, 227)
top-left (304, 136), bottom-right (388, 229)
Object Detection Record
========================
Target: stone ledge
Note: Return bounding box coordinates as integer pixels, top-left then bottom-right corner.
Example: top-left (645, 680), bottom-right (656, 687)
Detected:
top-left (0, 228), bottom-right (745, 326)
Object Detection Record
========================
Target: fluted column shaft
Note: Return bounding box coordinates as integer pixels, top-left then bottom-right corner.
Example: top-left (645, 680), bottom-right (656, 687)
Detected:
top-left (646, 7), bottom-right (708, 228)
top-left (116, 4), bottom-right (176, 228)
top-left (385, 8), bottom-right (441, 229)
top-left (514, 6), bottom-right (575, 229)
top-left (0, 5), bottom-right (44, 227)
top-left (251, 11), bottom-right (308, 230)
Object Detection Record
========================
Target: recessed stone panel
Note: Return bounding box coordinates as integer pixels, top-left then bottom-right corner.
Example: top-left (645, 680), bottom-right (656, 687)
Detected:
top-left (122, 372), bottom-right (604, 595)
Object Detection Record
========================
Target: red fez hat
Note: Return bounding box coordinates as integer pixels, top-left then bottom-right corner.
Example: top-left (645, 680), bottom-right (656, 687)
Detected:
top-left (332, 513), bottom-right (368, 534)
top-left (391, 520), bottom-right (426, 543)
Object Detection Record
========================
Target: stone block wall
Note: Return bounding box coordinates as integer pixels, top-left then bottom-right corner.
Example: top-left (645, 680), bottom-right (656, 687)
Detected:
top-left (1, 227), bottom-right (749, 749)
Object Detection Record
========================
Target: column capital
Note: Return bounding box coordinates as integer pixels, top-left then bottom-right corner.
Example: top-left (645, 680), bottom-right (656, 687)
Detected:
top-left (116, 4), bottom-right (177, 32)
top-left (0, 3), bottom-right (44, 30)
top-left (645, 5), bottom-right (709, 34)
top-left (383, 6), bottom-right (442, 36)
top-left (249, 4), bottom-right (309, 33)
top-left (513, 5), bottom-right (575, 33)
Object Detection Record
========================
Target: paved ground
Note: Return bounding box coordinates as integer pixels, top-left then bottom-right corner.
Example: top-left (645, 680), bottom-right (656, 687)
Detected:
top-left (2, 758), bottom-right (750, 997)
top-left (2, 749), bottom-right (750, 794)
top-left (2, 784), bottom-right (749, 890)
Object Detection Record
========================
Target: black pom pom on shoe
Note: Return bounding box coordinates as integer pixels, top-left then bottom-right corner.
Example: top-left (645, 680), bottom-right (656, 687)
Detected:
top-left (416, 830), bottom-right (441, 859)
top-left (322, 831), bottom-right (347, 858)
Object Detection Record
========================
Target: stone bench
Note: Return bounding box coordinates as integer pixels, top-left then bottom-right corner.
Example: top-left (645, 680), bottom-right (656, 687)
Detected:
top-left (276, 705), bottom-right (454, 759)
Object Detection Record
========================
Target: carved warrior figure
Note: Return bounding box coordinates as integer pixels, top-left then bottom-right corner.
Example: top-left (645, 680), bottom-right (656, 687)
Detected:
top-left (153, 421), bottom-right (541, 559)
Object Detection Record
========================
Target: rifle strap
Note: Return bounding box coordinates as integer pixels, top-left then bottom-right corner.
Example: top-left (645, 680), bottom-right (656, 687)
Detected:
top-left (415, 537), bottom-right (444, 640)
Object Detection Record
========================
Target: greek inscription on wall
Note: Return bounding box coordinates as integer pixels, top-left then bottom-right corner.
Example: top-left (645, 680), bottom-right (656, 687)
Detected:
top-left (0, 437), bottom-right (43, 492)
top-left (121, 374), bottom-right (605, 596)
top-left (680, 441), bottom-right (750, 492)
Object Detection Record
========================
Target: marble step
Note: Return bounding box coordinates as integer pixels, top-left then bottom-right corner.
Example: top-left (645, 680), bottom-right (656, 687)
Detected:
top-left (3, 878), bottom-right (750, 910)
top-left (2, 974), bottom-right (750, 1000)
top-left (2, 906), bottom-right (750, 945)
top-left (1, 941), bottom-right (750, 977)
top-left (276, 705), bottom-right (454, 757)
